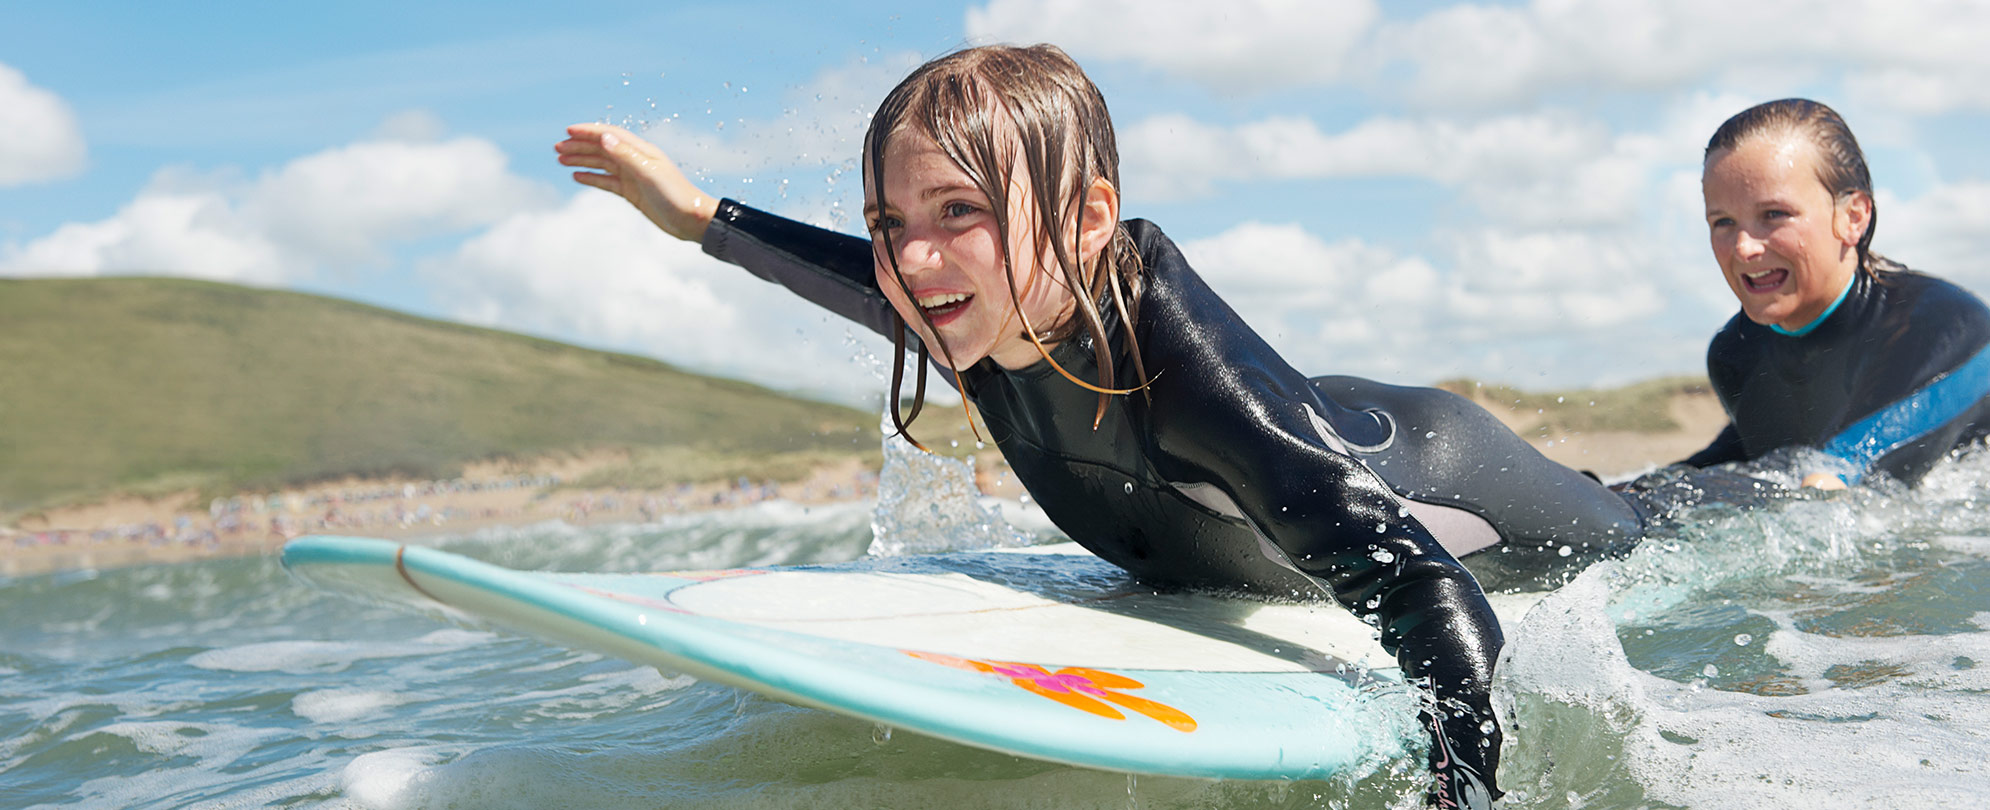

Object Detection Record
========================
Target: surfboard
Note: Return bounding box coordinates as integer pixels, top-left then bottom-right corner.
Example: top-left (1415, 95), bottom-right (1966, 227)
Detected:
top-left (282, 535), bottom-right (1539, 780)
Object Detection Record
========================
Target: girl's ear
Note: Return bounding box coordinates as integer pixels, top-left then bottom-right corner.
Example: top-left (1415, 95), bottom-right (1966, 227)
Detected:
top-left (1076, 176), bottom-right (1120, 265)
top-left (1834, 189), bottom-right (1873, 248)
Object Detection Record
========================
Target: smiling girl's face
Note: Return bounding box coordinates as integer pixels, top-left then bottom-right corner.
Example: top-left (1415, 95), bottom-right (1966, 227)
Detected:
top-left (863, 131), bottom-right (1080, 371)
top-left (1702, 131), bottom-right (1872, 331)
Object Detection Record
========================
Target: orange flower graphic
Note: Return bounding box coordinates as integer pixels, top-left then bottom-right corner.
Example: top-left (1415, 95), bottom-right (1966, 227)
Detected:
top-left (905, 651), bottom-right (1196, 732)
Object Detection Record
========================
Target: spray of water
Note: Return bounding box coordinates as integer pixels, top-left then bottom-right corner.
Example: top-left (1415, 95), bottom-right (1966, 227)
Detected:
top-left (867, 410), bottom-right (1036, 556)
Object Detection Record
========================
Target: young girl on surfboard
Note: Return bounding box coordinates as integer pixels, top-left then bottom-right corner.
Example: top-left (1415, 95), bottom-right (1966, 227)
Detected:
top-left (556, 43), bottom-right (1632, 808)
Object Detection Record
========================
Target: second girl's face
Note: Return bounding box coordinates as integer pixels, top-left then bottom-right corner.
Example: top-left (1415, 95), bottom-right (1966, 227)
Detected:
top-left (1702, 132), bottom-right (1868, 330)
top-left (863, 132), bottom-right (1076, 371)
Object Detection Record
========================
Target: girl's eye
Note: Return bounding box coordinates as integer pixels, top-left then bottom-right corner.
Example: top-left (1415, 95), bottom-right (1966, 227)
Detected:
top-left (1710, 216), bottom-right (1734, 228)
top-left (1764, 209), bottom-right (1790, 221)
top-left (868, 215), bottom-right (902, 233)
top-left (942, 201), bottom-right (978, 219)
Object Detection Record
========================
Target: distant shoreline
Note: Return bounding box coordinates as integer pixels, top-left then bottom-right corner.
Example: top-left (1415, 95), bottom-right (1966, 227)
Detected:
top-left (1, 386), bottom-right (1727, 579)
top-left (1, 455), bottom-right (881, 579)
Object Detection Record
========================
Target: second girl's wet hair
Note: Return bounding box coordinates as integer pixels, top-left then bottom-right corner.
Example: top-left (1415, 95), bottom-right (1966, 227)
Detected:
top-left (1705, 98), bottom-right (1901, 275)
top-left (864, 43), bottom-right (1147, 445)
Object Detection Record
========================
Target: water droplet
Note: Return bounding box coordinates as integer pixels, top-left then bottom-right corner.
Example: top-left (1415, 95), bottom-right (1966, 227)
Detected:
top-left (1557, 545), bottom-right (1573, 557)
top-left (1480, 720), bottom-right (1496, 735)
top-left (1702, 664), bottom-right (1719, 678)
top-left (1371, 548), bottom-right (1396, 563)
top-left (1397, 506), bottom-right (1409, 518)
top-left (1375, 522), bottom-right (1387, 533)
top-left (1123, 482), bottom-right (1133, 494)
top-left (1425, 431), bottom-right (1437, 439)
top-left (872, 723), bottom-right (893, 744)
top-left (1734, 633), bottom-right (1753, 646)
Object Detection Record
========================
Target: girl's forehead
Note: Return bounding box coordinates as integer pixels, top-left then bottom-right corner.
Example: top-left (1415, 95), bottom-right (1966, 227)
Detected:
top-left (1705, 133), bottom-right (1826, 194)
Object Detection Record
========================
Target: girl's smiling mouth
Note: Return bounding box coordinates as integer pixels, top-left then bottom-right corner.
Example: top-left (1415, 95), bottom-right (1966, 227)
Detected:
top-left (1742, 268), bottom-right (1789, 293)
top-left (917, 291), bottom-right (974, 324)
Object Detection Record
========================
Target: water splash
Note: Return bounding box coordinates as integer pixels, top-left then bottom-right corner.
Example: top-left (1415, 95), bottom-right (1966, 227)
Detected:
top-left (868, 410), bottom-right (1034, 557)
top-left (1496, 450), bottom-right (1990, 808)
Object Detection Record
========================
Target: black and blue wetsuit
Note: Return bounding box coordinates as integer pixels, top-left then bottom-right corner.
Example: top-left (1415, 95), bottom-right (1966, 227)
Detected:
top-left (704, 201), bottom-right (1644, 806)
top-left (1686, 269), bottom-right (1990, 485)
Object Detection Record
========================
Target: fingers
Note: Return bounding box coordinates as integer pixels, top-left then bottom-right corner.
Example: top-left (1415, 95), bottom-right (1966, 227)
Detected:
top-left (571, 171), bottom-right (620, 193)
top-left (556, 152), bottom-right (617, 172)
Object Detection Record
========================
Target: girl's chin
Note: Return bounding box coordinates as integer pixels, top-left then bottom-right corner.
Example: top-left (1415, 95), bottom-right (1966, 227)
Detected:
top-left (1742, 302), bottom-right (1802, 328)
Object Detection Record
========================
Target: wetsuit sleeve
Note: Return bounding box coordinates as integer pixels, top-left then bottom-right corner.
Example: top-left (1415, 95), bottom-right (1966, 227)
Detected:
top-left (700, 198), bottom-right (900, 339)
top-left (1138, 259), bottom-right (1503, 805)
top-left (1867, 393), bottom-right (1990, 484)
top-left (1837, 282), bottom-right (1990, 484)
top-left (1683, 422), bottom-right (1746, 468)
top-left (1153, 394), bottom-right (1502, 805)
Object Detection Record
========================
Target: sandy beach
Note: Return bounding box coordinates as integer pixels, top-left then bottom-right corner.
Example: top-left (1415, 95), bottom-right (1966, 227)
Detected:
top-left (1, 454), bottom-right (881, 578)
top-left (1, 389), bottom-right (1726, 578)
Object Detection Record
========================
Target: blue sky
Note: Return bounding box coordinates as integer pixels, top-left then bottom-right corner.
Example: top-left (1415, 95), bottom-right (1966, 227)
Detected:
top-left (6, 0), bottom-right (1990, 405)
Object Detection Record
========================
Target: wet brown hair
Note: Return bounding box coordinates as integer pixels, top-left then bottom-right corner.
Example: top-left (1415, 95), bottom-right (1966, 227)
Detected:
top-left (1705, 98), bottom-right (1900, 276)
top-left (864, 44), bottom-right (1147, 447)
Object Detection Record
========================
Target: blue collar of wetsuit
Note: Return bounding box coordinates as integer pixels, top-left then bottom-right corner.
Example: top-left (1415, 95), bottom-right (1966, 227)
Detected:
top-left (1768, 273), bottom-right (1858, 337)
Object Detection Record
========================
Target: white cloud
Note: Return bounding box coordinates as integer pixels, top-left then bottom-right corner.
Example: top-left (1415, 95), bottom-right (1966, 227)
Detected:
top-left (1122, 111), bottom-right (1671, 227)
top-left (245, 136), bottom-right (547, 267)
top-left (1178, 219), bottom-right (1713, 386)
top-left (420, 192), bottom-right (897, 404)
top-left (0, 191), bottom-right (284, 282)
top-left (966, 0), bottom-right (1380, 90)
top-left (1373, 0), bottom-right (1990, 112)
top-left (0, 121), bottom-right (548, 282)
top-left (970, 0), bottom-right (1990, 115)
top-left (637, 53), bottom-right (920, 189)
top-left (1879, 182), bottom-right (1990, 292)
top-left (0, 62), bottom-right (87, 186)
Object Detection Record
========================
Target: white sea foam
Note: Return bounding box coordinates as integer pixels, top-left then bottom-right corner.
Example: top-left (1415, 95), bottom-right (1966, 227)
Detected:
top-left (1498, 462), bottom-right (1990, 809)
top-left (292, 688), bottom-right (417, 724)
top-left (341, 747), bottom-right (447, 809)
top-left (188, 628), bottom-right (493, 673)
top-left (63, 720), bottom-right (290, 809)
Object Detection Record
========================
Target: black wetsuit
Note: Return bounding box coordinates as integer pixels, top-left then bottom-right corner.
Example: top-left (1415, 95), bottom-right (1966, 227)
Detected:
top-left (704, 201), bottom-right (1640, 806)
top-left (1686, 269), bottom-right (1990, 485)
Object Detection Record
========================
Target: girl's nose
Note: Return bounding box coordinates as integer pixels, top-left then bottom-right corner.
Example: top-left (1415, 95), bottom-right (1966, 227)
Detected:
top-left (895, 227), bottom-right (943, 275)
top-left (1734, 228), bottom-right (1767, 261)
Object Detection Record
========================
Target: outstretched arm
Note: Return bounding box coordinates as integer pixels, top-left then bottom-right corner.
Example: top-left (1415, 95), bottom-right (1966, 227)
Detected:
top-left (556, 123), bottom-right (719, 242)
top-left (557, 126), bottom-right (901, 341)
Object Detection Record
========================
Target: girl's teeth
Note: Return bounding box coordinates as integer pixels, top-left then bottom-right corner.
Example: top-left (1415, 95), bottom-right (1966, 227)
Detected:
top-left (918, 293), bottom-right (969, 308)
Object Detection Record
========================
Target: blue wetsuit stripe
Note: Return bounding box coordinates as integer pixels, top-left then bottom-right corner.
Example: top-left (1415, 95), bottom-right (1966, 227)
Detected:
top-left (1823, 343), bottom-right (1990, 482)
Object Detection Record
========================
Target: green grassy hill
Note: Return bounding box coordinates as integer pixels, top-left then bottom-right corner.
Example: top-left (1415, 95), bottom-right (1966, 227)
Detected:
top-left (0, 277), bottom-right (879, 517)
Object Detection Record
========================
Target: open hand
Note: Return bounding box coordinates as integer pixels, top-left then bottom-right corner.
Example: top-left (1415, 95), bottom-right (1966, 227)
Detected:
top-left (556, 123), bottom-right (718, 242)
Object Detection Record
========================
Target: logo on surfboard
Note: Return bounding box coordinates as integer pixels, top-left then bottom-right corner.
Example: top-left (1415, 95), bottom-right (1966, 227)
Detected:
top-left (905, 651), bottom-right (1196, 732)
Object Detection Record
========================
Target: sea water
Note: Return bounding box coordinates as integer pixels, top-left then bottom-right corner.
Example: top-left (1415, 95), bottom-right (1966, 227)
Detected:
top-left (7, 450), bottom-right (1990, 809)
